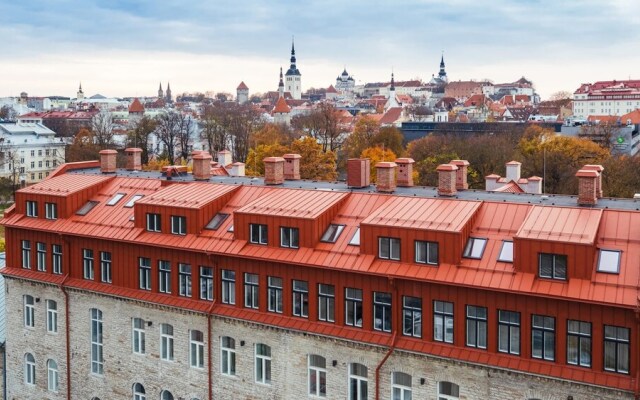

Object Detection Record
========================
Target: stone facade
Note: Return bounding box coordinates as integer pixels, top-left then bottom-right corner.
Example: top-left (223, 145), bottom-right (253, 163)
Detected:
top-left (5, 278), bottom-right (634, 400)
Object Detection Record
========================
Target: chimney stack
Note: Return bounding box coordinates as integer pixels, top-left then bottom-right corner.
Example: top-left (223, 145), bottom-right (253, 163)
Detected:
top-left (525, 176), bottom-right (542, 194)
top-left (99, 149), bottom-right (117, 174)
top-left (229, 162), bottom-right (245, 177)
top-left (347, 158), bottom-right (371, 188)
top-left (125, 148), bottom-right (142, 171)
top-left (192, 152), bottom-right (213, 180)
top-left (505, 161), bottom-right (521, 182)
top-left (264, 157), bottom-right (285, 185)
top-left (437, 164), bottom-right (458, 196)
top-left (576, 169), bottom-right (599, 206)
top-left (485, 174), bottom-right (500, 191)
top-left (283, 153), bottom-right (301, 180)
top-left (582, 165), bottom-right (604, 198)
top-left (450, 159), bottom-right (470, 190)
top-left (375, 162), bottom-right (397, 193)
top-left (217, 150), bottom-right (232, 167)
top-left (395, 158), bottom-right (415, 187)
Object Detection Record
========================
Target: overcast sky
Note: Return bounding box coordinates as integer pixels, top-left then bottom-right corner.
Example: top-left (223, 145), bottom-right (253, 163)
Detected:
top-left (1, 0), bottom-right (638, 100)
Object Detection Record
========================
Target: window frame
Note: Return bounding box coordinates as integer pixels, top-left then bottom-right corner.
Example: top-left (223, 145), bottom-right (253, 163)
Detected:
top-left (132, 317), bottom-right (146, 355)
top-left (25, 353), bottom-right (36, 385)
top-left (24, 295), bottom-right (35, 328)
top-left (466, 305), bottom-right (487, 349)
top-left (531, 315), bottom-right (555, 361)
top-left (498, 310), bottom-right (521, 355)
top-left (378, 237), bottom-right (400, 260)
top-left (21, 240), bottom-right (31, 269)
top-left (100, 251), bottom-right (112, 283)
top-left (45, 202), bottom-right (58, 220)
top-left (604, 325), bottom-right (630, 374)
top-left (36, 241), bottom-right (46, 271)
top-left (221, 269), bottom-right (236, 305)
top-left (47, 359), bottom-right (59, 392)
top-left (52, 244), bottom-right (62, 274)
top-left (345, 287), bottom-right (363, 327)
top-left (158, 260), bottom-right (171, 294)
top-left (205, 212), bottom-right (229, 230)
top-left (373, 291), bottom-right (392, 333)
top-left (433, 300), bottom-right (454, 344)
top-left (597, 249), bottom-right (621, 274)
top-left (139, 257), bottom-right (151, 290)
top-left (348, 363), bottom-right (368, 400)
top-left (170, 215), bottom-right (187, 235)
top-left (90, 308), bottom-right (104, 375)
top-left (293, 280), bottom-right (309, 318)
top-left (199, 266), bottom-right (214, 301)
top-left (146, 213), bottom-right (161, 232)
top-left (280, 226), bottom-right (300, 249)
top-left (221, 336), bottom-right (236, 376)
top-left (348, 227), bottom-right (361, 246)
top-left (267, 276), bottom-right (283, 313)
top-left (190, 330), bottom-right (205, 369)
top-left (244, 273), bottom-right (259, 309)
top-left (160, 323), bottom-right (174, 362)
top-left (402, 296), bottom-right (422, 338)
top-left (567, 320), bottom-right (591, 368)
top-left (26, 200), bottom-right (38, 217)
top-left (318, 283), bottom-right (335, 323)
top-left (178, 263), bottom-right (192, 297)
top-left (83, 248), bottom-right (94, 280)
top-left (497, 240), bottom-right (514, 263)
top-left (391, 371), bottom-right (412, 400)
top-left (106, 193), bottom-right (126, 206)
top-left (249, 223), bottom-right (268, 245)
top-left (320, 224), bottom-right (345, 243)
top-left (538, 253), bottom-right (567, 280)
top-left (415, 240), bottom-right (438, 265)
top-left (463, 237), bottom-right (488, 259)
top-left (46, 299), bottom-right (58, 334)
top-left (255, 343), bottom-right (272, 385)
top-left (308, 354), bottom-right (327, 397)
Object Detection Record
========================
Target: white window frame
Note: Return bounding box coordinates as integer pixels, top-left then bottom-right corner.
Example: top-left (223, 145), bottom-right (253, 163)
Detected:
top-left (52, 244), bottom-right (62, 274)
top-left (146, 213), bottom-right (161, 232)
top-left (415, 240), bottom-right (438, 265)
top-left (345, 287), bottom-right (363, 327)
top-left (437, 381), bottom-right (460, 400)
top-left (221, 269), bottom-right (235, 304)
top-left (83, 248), bottom-right (94, 280)
top-left (139, 257), bottom-right (151, 290)
top-left (24, 295), bottom-right (35, 328)
top-left (220, 336), bottom-right (236, 376)
top-left (179, 263), bottom-right (192, 297)
top-left (538, 253), bottom-right (567, 280)
top-left (100, 251), bottom-right (112, 283)
top-left (46, 300), bottom-right (58, 334)
top-left (159, 260), bottom-right (171, 294)
top-left (90, 308), bottom-right (104, 375)
top-left (318, 283), bottom-right (335, 322)
top-left (45, 202), bottom-right (57, 220)
top-left (267, 276), bottom-right (283, 313)
top-left (190, 330), bottom-right (204, 369)
top-left (133, 382), bottom-right (146, 400)
top-left (348, 363), bottom-right (367, 400)
top-left (433, 300), bottom-right (454, 344)
top-left (244, 273), bottom-right (259, 309)
top-left (47, 359), bottom-right (59, 392)
top-left (25, 353), bottom-right (36, 385)
top-left (293, 280), bottom-right (309, 318)
top-left (26, 200), bottom-right (38, 217)
top-left (36, 241), bottom-right (46, 271)
top-left (255, 343), bottom-right (271, 385)
top-left (21, 240), bottom-right (31, 269)
top-left (132, 317), bottom-right (146, 355)
top-left (280, 226), bottom-right (299, 249)
top-left (391, 371), bottom-right (412, 400)
top-left (308, 354), bottom-right (326, 397)
top-left (250, 223), bottom-right (268, 245)
top-left (378, 237), bottom-right (400, 260)
top-left (171, 215), bottom-right (187, 235)
top-left (160, 323), bottom-right (174, 361)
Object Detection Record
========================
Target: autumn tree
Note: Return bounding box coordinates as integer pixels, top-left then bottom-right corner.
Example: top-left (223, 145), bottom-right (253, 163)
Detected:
top-left (126, 116), bottom-right (157, 165)
top-left (548, 91), bottom-right (572, 101)
top-left (200, 105), bottom-right (230, 154)
top-left (91, 110), bottom-right (115, 147)
top-left (343, 116), bottom-right (380, 159)
top-left (602, 155), bottom-right (640, 198)
top-left (290, 136), bottom-right (337, 181)
top-left (201, 103), bottom-right (262, 162)
top-left (291, 103), bottom-right (343, 152)
top-left (176, 113), bottom-right (195, 162)
top-left (66, 128), bottom-right (101, 162)
top-left (373, 127), bottom-right (404, 157)
top-left (252, 123), bottom-right (291, 147)
top-left (244, 143), bottom-right (290, 176)
top-left (360, 146), bottom-right (397, 182)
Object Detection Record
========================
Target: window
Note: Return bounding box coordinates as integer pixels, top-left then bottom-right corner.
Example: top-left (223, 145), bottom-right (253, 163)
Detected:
top-left (221, 269), bottom-right (236, 304)
top-left (205, 213), bottom-right (229, 230)
top-left (318, 283), bottom-right (335, 322)
top-left (373, 292), bottom-right (392, 332)
top-left (567, 320), bottom-right (591, 367)
top-left (139, 257), bottom-right (151, 290)
top-left (124, 194), bottom-right (144, 208)
top-left (349, 228), bottom-right (361, 246)
top-left (415, 240), bottom-right (438, 265)
top-left (379, 237), bottom-right (400, 260)
top-left (106, 193), bottom-right (126, 206)
top-left (604, 325), bottom-right (630, 374)
top-left (255, 343), bottom-right (271, 384)
top-left (100, 251), bottom-right (112, 283)
top-left (434, 301), bottom-right (454, 343)
top-left (146, 213), bottom-right (161, 232)
top-left (160, 323), bottom-right (174, 361)
top-left (91, 308), bottom-right (104, 375)
top-left (47, 300), bottom-right (58, 333)
top-left (348, 363), bottom-right (367, 400)
top-left (52, 244), bottom-right (62, 274)
top-left (391, 372), bottom-right (411, 400)
top-left (437, 381), bottom-right (460, 400)
top-left (280, 226), bottom-right (299, 248)
top-left (345, 288), bottom-right (363, 327)
top-left (463, 237), bottom-right (487, 259)
top-left (268, 276), bottom-right (283, 313)
top-left (200, 267), bottom-right (214, 300)
top-left (221, 336), bottom-right (236, 376)
top-left (532, 315), bottom-right (555, 361)
top-left (83, 249), bottom-right (94, 280)
top-left (37, 242), bottom-right (46, 271)
top-left (76, 200), bottom-right (99, 215)
top-left (293, 280), bottom-right (309, 317)
top-left (402, 296), bottom-right (422, 338)
top-left (321, 224), bottom-right (345, 243)
top-left (190, 330), bottom-right (204, 368)
top-left (597, 249), bottom-right (621, 273)
top-left (250, 223), bottom-right (268, 245)
top-left (171, 215), bottom-right (186, 235)
top-left (498, 240), bottom-right (513, 262)
top-left (132, 318), bottom-right (146, 355)
top-left (25, 353), bottom-right (36, 385)
top-left (244, 273), bottom-right (259, 309)
top-left (466, 305), bottom-right (487, 349)
top-left (47, 359), bottom-right (59, 392)
top-left (26, 200), bottom-right (38, 217)
top-left (160, 390), bottom-right (174, 400)
top-left (227, 225), bottom-right (234, 232)
top-left (179, 263), bottom-right (192, 297)
top-left (133, 383), bottom-right (146, 400)
top-left (21, 240), bottom-right (31, 269)
top-left (539, 253), bottom-right (567, 280)
top-left (159, 260), bottom-right (171, 293)
top-left (498, 310), bottom-right (520, 355)
top-left (24, 295), bottom-right (35, 328)
top-left (45, 202), bottom-right (57, 219)
top-left (308, 354), bottom-right (327, 397)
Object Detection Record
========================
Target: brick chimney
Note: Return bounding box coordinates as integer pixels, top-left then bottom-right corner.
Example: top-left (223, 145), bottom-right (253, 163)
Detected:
top-left (217, 150), bottom-right (232, 167)
top-left (582, 165), bottom-right (604, 198)
top-left (437, 164), bottom-right (458, 196)
top-left (576, 169), bottom-right (599, 206)
top-left (124, 148), bottom-right (142, 171)
top-left (99, 149), bottom-right (117, 173)
top-left (347, 158), bottom-right (371, 188)
top-left (395, 158), bottom-right (414, 187)
top-left (229, 162), bottom-right (245, 177)
top-left (264, 157), bottom-right (285, 185)
top-left (450, 159), bottom-right (470, 190)
top-left (376, 162), bottom-right (397, 193)
top-left (192, 152), bottom-right (212, 180)
top-left (505, 161), bottom-right (521, 182)
top-left (283, 153), bottom-right (301, 180)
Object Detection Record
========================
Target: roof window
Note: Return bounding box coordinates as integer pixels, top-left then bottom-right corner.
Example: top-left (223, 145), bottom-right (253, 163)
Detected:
top-left (106, 193), bottom-right (126, 206)
top-left (124, 194), bottom-right (144, 208)
top-left (463, 237), bottom-right (487, 259)
top-left (321, 224), bottom-right (345, 243)
top-left (498, 240), bottom-right (513, 262)
top-left (597, 250), bottom-right (621, 274)
top-left (348, 227), bottom-right (361, 246)
top-left (227, 224), bottom-right (234, 233)
top-left (205, 213), bottom-right (229, 230)
top-left (76, 201), bottom-right (99, 216)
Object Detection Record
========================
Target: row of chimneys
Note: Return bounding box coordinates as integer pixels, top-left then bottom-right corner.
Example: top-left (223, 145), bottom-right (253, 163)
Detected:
top-left (99, 149), bottom-right (605, 207)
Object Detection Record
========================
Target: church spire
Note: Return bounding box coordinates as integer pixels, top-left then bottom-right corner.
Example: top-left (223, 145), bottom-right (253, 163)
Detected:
top-left (438, 52), bottom-right (447, 82)
top-left (158, 82), bottom-right (163, 98)
top-left (390, 72), bottom-right (395, 91)
top-left (278, 67), bottom-right (285, 98)
top-left (289, 37), bottom-right (297, 68)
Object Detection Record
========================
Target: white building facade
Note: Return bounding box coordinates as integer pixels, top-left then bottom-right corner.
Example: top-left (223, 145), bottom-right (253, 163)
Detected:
top-left (573, 80), bottom-right (640, 119)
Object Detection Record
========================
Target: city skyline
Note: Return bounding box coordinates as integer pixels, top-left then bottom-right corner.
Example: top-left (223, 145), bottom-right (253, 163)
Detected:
top-left (1, 0), bottom-right (639, 99)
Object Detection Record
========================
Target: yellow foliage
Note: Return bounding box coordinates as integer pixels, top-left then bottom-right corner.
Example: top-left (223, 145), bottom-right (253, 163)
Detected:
top-left (0, 238), bottom-right (5, 252)
top-left (143, 158), bottom-right (171, 171)
top-left (245, 143), bottom-right (290, 176)
top-left (360, 146), bottom-right (397, 182)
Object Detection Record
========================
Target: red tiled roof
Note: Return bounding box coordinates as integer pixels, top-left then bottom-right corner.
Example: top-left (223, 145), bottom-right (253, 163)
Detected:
top-left (621, 109), bottom-right (640, 124)
top-left (128, 98), bottom-right (145, 113)
top-left (379, 107), bottom-right (403, 125)
top-left (237, 81), bottom-right (249, 90)
top-left (326, 85), bottom-right (338, 93)
top-left (273, 97), bottom-right (291, 114)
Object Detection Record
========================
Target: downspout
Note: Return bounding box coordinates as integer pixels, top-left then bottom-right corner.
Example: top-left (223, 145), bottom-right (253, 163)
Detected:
top-left (375, 277), bottom-right (399, 400)
top-left (635, 307), bottom-right (640, 400)
top-left (2, 342), bottom-right (6, 400)
top-left (58, 273), bottom-right (71, 400)
top-left (207, 299), bottom-right (217, 400)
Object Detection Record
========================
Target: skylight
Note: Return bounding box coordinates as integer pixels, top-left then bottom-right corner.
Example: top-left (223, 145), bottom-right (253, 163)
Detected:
top-left (348, 227), bottom-right (360, 246)
top-left (205, 213), bottom-right (229, 230)
top-left (227, 225), bottom-right (234, 233)
top-left (76, 201), bottom-right (99, 216)
top-left (463, 237), bottom-right (487, 259)
top-left (597, 249), bottom-right (621, 273)
top-left (124, 194), bottom-right (144, 208)
top-left (321, 224), bottom-right (345, 243)
top-left (498, 240), bottom-right (513, 262)
top-left (106, 193), bottom-right (126, 206)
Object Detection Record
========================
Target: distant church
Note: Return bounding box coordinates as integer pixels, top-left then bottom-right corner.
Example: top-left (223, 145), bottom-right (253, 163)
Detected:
top-left (284, 39), bottom-right (302, 100)
top-left (335, 68), bottom-right (355, 94)
top-left (157, 82), bottom-right (173, 103)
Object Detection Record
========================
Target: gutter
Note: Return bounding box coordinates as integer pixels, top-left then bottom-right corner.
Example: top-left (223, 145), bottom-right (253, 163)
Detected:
top-left (375, 277), bottom-right (398, 400)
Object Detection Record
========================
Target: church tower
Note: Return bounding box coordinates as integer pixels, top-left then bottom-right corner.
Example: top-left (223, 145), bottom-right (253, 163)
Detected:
top-left (278, 67), bottom-right (285, 98)
top-left (284, 39), bottom-right (302, 100)
top-left (77, 82), bottom-right (84, 101)
top-left (385, 72), bottom-right (400, 110)
top-left (438, 53), bottom-right (448, 83)
top-left (165, 82), bottom-right (172, 103)
top-left (158, 82), bottom-right (164, 99)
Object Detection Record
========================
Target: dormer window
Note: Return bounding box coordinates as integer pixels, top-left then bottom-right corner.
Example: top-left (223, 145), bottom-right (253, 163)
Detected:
top-left (146, 213), bottom-right (161, 232)
top-left (415, 240), bottom-right (438, 265)
top-left (45, 202), bottom-right (57, 220)
top-left (321, 224), bottom-right (345, 243)
top-left (171, 216), bottom-right (187, 235)
top-left (26, 201), bottom-right (38, 217)
top-left (348, 228), bottom-right (360, 246)
top-left (379, 237), bottom-right (400, 261)
top-left (498, 241), bottom-right (513, 263)
top-left (597, 250), bottom-right (621, 274)
top-left (539, 253), bottom-right (567, 280)
top-left (250, 224), bottom-right (267, 245)
top-left (205, 213), bottom-right (229, 231)
top-left (106, 193), bottom-right (126, 206)
top-left (280, 227), bottom-right (299, 249)
top-left (463, 237), bottom-right (487, 259)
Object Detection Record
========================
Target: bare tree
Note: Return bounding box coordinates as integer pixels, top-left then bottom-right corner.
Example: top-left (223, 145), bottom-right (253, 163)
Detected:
top-left (126, 116), bottom-right (157, 165)
top-left (292, 103), bottom-right (343, 152)
top-left (155, 110), bottom-right (182, 164)
top-left (0, 105), bottom-right (17, 121)
top-left (91, 110), bottom-right (115, 147)
top-left (199, 105), bottom-right (231, 155)
top-left (176, 113), bottom-right (195, 162)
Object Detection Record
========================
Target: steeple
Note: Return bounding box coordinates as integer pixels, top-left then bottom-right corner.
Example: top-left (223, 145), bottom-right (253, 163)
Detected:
top-left (390, 72), bottom-right (395, 91)
top-left (438, 52), bottom-right (448, 82)
top-left (290, 38), bottom-right (296, 65)
top-left (278, 67), bottom-right (285, 98)
top-left (165, 82), bottom-right (172, 103)
top-left (385, 71), bottom-right (399, 110)
top-left (158, 82), bottom-right (163, 99)
top-left (77, 82), bottom-right (84, 101)
top-left (284, 37), bottom-right (302, 99)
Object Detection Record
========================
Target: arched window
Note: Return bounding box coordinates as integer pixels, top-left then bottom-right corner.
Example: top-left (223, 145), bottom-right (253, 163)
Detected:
top-left (160, 390), bottom-right (174, 400)
top-left (47, 359), bottom-right (59, 392)
top-left (348, 363), bottom-right (367, 400)
top-left (308, 354), bottom-right (326, 396)
top-left (392, 372), bottom-right (411, 400)
top-left (24, 353), bottom-right (36, 385)
top-left (437, 381), bottom-right (460, 400)
top-left (133, 382), bottom-right (146, 400)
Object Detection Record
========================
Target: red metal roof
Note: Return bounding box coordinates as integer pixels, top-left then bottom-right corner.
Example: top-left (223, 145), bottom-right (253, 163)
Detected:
top-left (137, 182), bottom-right (238, 209)
top-left (516, 206), bottom-right (602, 245)
top-left (19, 174), bottom-right (113, 196)
top-left (236, 188), bottom-right (348, 219)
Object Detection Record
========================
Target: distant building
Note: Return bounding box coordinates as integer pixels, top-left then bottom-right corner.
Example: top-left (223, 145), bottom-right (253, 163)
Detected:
top-left (158, 83), bottom-right (164, 99)
top-left (572, 80), bottom-right (640, 119)
top-left (165, 82), bottom-right (173, 103)
top-left (335, 68), bottom-right (355, 95)
top-left (237, 82), bottom-right (249, 105)
top-left (284, 40), bottom-right (302, 100)
top-left (444, 81), bottom-right (489, 102)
